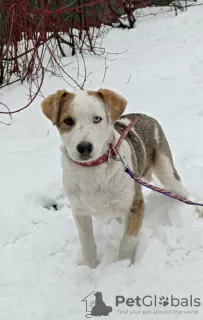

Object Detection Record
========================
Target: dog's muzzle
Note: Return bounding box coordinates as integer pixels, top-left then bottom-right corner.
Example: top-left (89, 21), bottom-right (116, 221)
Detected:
top-left (77, 141), bottom-right (93, 159)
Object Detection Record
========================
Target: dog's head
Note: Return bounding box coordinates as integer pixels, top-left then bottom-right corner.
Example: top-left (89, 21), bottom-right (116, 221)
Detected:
top-left (41, 89), bottom-right (127, 162)
top-left (94, 291), bottom-right (102, 299)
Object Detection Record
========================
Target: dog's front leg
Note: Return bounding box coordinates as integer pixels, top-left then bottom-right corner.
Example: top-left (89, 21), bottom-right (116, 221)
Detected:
top-left (74, 214), bottom-right (97, 268)
top-left (119, 196), bottom-right (144, 262)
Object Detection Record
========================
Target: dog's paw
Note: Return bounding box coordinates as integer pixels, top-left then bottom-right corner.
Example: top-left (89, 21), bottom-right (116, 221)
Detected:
top-left (118, 250), bottom-right (134, 261)
top-left (78, 258), bottom-right (98, 268)
top-left (196, 205), bottom-right (203, 218)
top-left (118, 235), bottom-right (137, 261)
top-left (78, 260), bottom-right (97, 269)
top-left (187, 196), bottom-right (203, 218)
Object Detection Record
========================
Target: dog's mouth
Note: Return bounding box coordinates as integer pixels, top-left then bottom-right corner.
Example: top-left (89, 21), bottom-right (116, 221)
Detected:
top-left (65, 147), bottom-right (93, 163)
top-left (79, 155), bottom-right (91, 162)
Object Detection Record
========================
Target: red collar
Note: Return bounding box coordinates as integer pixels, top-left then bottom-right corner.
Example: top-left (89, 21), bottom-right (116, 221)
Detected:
top-left (72, 117), bottom-right (138, 167)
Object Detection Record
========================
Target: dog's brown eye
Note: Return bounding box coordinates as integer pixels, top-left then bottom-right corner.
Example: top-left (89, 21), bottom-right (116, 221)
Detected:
top-left (93, 116), bottom-right (102, 124)
top-left (64, 117), bottom-right (74, 126)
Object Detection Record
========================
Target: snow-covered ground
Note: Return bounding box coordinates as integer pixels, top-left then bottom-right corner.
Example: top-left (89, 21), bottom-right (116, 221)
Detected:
top-left (1, 4), bottom-right (203, 320)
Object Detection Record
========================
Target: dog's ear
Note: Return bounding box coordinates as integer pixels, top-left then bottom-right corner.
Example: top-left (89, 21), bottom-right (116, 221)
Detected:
top-left (41, 90), bottom-right (68, 125)
top-left (97, 89), bottom-right (127, 122)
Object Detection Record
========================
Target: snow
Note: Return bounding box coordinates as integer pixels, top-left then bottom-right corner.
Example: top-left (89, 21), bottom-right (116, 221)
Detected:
top-left (1, 4), bottom-right (203, 319)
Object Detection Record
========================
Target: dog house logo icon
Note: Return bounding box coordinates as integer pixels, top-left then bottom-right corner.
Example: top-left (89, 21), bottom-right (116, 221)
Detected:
top-left (82, 291), bottom-right (112, 318)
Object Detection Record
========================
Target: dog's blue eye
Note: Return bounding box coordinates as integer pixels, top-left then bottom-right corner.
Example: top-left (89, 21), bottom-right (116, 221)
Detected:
top-left (93, 116), bottom-right (102, 124)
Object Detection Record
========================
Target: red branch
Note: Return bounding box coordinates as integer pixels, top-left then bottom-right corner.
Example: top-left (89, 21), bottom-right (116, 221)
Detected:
top-left (0, 0), bottom-right (193, 117)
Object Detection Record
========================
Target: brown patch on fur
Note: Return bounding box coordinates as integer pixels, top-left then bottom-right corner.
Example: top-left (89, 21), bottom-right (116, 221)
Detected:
top-left (58, 114), bottom-right (75, 133)
top-left (88, 90), bottom-right (100, 102)
top-left (41, 90), bottom-right (67, 123)
top-left (142, 151), bottom-right (156, 180)
top-left (127, 193), bottom-right (144, 236)
top-left (127, 138), bottom-right (144, 237)
top-left (41, 90), bottom-right (75, 132)
top-left (95, 89), bottom-right (127, 122)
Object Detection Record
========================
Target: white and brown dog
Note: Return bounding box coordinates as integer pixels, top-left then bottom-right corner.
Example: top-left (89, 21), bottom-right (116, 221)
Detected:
top-left (41, 88), bottom-right (203, 268)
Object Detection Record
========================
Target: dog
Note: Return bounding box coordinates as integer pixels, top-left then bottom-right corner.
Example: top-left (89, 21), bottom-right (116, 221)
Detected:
top-left (41, 88), bottom-right (203, 268)
top-left (91, 292), bottom-right (112, 316)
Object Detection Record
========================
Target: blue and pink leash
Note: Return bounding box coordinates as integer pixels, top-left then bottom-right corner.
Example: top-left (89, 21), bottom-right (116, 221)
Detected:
top-left (117, 151), bottom-right (203, 208)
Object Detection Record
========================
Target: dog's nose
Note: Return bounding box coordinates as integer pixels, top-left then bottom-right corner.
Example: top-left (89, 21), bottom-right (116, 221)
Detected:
top-left (77, 141), bottom-right (93, 155)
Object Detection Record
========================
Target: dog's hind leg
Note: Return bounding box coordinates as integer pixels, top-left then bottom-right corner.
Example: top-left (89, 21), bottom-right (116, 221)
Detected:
top-left (153, 130), bottom-right (203, 217)
top-left (154, 152), bottom-right (190, 198)
top-left (119, 191), bottom-right (144, 262)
